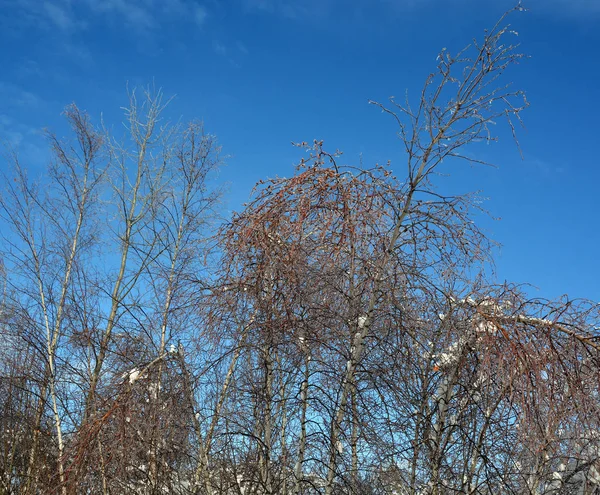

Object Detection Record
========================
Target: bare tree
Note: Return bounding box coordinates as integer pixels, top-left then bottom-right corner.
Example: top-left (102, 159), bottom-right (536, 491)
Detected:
top-left (0, 105), bottom-right (104, 494)
top-left (0, 89), bottom-right (223, 494)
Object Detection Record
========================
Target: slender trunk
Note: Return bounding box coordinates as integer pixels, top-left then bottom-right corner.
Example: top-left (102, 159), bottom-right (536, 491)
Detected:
top-left (429, 368), bottom-right (459, 495)
top-left (193, 319), bottom-right (253, 493)
top-left (33, 183), bottom-right (87, 495)
top-left (293, 355), bottom-right (310, 495)
top-left (97, 434), bottom-right (109, 495)
top-left (149, 270), bottom-right (175, 488)
top-left (83, 221), bottom-right (132, 422)
top-left (410, 375), bottom-right (430, 495)
top-left (463, 393), bottom-right (503, 494)
top-left (23, 380), bottom-right (49, 495)
top-left (148, 172), bottom-right (192, 487)
top-left (83, 139), bottom-right (147, 421)
top-left (277, 354), bottom-right (289, 495)
top-left (350, 382), bottom-right (359, 488)
top-left (179, 351), bottom-right (211, 495)
top-left (48, 378), bottom-right (66, 493)
top-left (261, 343), bottom-right (274, 494)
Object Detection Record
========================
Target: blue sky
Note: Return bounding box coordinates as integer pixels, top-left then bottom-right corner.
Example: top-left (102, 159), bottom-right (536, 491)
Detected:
top-left (1, 0), bottom-right (598, 301)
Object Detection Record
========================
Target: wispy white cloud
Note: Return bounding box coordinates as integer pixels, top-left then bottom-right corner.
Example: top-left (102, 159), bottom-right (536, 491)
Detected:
top-left (84, 0), bottom-right (157, 30)
top-left (14, 59), bottom-right (44, 79)
top-left (523, 155), bottom-right (566, 176)
top-left (162, 0), bottom-right (189, 16)
top-left (0, 114), bottom-right (29, 148)
top-left (240, 0), bottom-right (600, 21)
top-left (450, 0), bottom-right (600, 17)
top-left (84, 0), bottom-right (212, 30)
top-left (0, 108), bottom-right (48, 167)
top-left (194, 5), bottom-right (208, 26)
top-left (211, 40), bottom-right (248, 68)
top-left (3, 0), bottom-right (81, 32)
top-left (241, 0), bottom-right (336, 20)
top-left (530, 0), bottom-right (600, 17)
top-left (213, 41), bottom-right (227, 55)
top-left (243, 0), bottom-right (272, 12)
top-left (62, 41), bottom-right (93, 66)
top-left (10, 0), bottom-right (211, 34)
top-left (43, 2), bottom-right (76, 30)
top-left (0, 82), bottom-right (41, 109)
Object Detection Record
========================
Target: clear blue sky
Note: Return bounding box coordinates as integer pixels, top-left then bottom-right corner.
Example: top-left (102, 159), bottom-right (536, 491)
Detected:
top-left (1, 0), bottom-right (598, 301)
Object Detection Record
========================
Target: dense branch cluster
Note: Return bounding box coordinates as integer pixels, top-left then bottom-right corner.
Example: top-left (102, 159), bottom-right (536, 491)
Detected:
top-left (1, 7), bottom-right (599, 495)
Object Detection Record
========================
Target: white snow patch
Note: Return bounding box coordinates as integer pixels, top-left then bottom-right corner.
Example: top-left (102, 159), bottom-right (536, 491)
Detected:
top-left (128, 368), bottom-right (141, 384)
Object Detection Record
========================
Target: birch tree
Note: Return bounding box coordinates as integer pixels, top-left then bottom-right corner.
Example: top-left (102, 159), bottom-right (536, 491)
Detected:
top-left (0, 89), bottom-right (224, 494)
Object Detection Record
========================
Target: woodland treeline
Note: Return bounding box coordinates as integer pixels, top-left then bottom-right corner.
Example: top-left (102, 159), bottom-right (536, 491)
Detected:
top-left (1, 8), bottom-right (599, 495)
